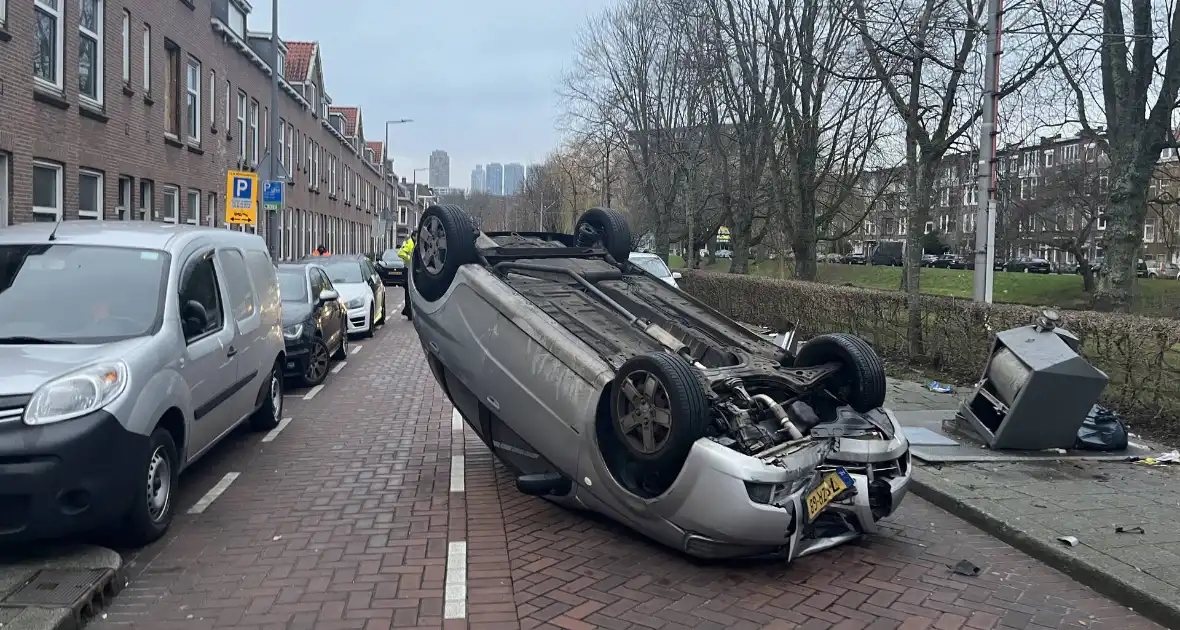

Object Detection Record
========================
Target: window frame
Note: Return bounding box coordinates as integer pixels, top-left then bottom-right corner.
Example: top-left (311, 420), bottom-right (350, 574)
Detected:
top-left (32, 160), bottom-right (64, 219)
top-left (163, 40), bottom-right (182, 138)
top-left (185, 56), bottom-right (201, 143)
top-left (227, 2), bottom-right (246, 37)
top-left (0, 153), bottom-right (9, 228)
top-left (121, 9), bottom-right (131, 85)
top-left (208, 70), bottom-right (216, 130)
top-left (236, 91), bottom-right (247, 158)
top-left (0, 0), bottom-right (6, 28)
top-left (34, 0), bottom-right (66, 92)
top-left (142, 24), bottom-right (152, 93)
top-left (217, 248), bottom-right (258, 323)
top-left (162, 184), bottom-right (179, 224)
top-left (249, 99), bottom-right (260, 165)
top-left (207, 191), bottom-right (217, 227)
top-left (77, 0), bottom-right (105, 106)
top-left (186, 188), bottom-right (201, 225)
top-left (78, 169), bottom-right (105, 220)
top-left (139, 179), bottom-right (153, 220)
top-left (117, 175), bottom-right (133, 220)
top-left (179, 253), bottom-right (226, 344)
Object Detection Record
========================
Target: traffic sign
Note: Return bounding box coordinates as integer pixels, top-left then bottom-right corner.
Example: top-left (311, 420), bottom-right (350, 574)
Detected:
top-left (262, 180), bottom-right (283, 211)
top-left (226, 170), bottom-right (258, 225)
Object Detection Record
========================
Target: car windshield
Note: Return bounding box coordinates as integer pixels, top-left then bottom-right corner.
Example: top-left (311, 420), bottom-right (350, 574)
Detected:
top-left (0, 244), bottom-right (168, 344)
top-left (381, 249), bottom-right (400, 262)
top-left (277, 269), bottom-right (309, 302)
top-left (321, 260), bottom-right (364, 284)
top-left (631, 256), bottom-right (672, 277)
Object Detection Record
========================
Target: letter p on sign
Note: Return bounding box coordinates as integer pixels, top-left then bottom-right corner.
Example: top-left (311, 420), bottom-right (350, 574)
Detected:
top-left (236, 179), bottom-right (250, 196)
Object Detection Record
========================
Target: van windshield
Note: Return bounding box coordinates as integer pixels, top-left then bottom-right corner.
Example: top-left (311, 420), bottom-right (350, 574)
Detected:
top-left (0, 244), bottom-right (169, 344)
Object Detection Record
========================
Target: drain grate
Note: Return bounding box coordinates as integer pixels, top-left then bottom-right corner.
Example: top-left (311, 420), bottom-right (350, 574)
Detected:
top-left (0, 569), bottom-right (109, 608)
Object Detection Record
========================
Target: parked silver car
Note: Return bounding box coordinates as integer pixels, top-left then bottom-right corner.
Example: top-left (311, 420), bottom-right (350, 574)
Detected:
top-left (0, 222), bottom-right (286, 546)
top-left (410, 205), bottom-right (911, 561)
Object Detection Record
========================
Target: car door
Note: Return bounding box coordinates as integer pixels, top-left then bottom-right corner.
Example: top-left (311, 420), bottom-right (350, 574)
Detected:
top-left (310, 267), bottom-right (341, 351)
top-left (322, 272), bottom-right (348, 340)
top-left (177, 249), bottom-right (240, 457)
top-left (362, 259), bottom-right (383, 314)
top-left (215, 247), bottom-right (265, 424)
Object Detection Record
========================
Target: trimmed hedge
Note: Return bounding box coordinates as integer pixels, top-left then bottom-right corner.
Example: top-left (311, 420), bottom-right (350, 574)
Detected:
top-left (680, 270), bottom-right (1180, 434)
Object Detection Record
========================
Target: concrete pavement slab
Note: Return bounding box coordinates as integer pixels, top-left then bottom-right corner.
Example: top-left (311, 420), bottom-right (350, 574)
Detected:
top-left (0, 545), bottom-right (123, 630)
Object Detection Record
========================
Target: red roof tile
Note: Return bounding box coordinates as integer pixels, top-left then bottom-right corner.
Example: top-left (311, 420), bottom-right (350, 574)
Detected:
top-left (366, 141), bottom-right (385, 162)
top-left (328, 106), bottom-right (360, 137)
top-left (284, 41), bottom-right (316, 82)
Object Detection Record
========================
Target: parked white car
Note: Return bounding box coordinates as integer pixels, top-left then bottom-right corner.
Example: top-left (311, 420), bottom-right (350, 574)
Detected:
top-left (629, 252), bottom-right (682, 288)
top-left (312, 255), bottom-right (387, 338)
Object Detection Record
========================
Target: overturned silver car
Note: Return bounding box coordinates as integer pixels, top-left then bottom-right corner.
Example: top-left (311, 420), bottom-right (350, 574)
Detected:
top-left (410, 205), bottom-right (911, 560)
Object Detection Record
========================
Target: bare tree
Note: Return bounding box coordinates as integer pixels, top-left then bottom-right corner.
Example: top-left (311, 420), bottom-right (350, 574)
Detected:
top-left (1040, 0), bottom-right (1180, 310)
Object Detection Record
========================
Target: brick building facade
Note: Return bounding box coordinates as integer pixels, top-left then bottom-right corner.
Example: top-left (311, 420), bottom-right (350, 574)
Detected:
top-left (0, 0), bottom-right (415, 257)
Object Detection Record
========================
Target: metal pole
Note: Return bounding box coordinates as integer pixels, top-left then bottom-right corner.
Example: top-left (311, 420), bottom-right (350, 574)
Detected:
top-left (267, 0), bottom-right (281, 258)
top-left (972, 0), bottom-right (1003, 302)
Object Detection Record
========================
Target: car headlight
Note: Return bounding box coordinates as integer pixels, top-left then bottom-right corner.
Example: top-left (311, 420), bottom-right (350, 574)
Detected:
top-left (346, 297), bottom-right (365, 309)
top-left (283, 323), bottom-right (303, 339)
top-left (24, 362), bottom-right (130, 426)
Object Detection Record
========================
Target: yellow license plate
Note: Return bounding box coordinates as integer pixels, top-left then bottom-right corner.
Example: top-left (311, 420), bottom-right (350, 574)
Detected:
top-left (806, 469), bottom-right (850, 521)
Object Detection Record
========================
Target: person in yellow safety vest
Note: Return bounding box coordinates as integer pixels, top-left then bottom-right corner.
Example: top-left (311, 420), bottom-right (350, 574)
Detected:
top-left (397, 235), bottom-right (415, 319)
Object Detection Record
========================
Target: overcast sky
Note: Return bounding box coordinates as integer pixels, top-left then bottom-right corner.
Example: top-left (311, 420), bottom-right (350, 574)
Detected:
top-left (248, 0), bottom-right (615, 189)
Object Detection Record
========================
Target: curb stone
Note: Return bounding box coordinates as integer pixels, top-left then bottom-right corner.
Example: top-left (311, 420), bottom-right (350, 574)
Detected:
top-left (910, 467), bottom-right (1180, 630)
top-left (0, 545), bottom-right (124, 630)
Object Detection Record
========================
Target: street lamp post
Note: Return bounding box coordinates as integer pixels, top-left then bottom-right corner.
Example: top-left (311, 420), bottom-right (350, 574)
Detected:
top-left (412, 167), bottom-right (429, 208)
top-left (381, 119), bottom-right (412, 252)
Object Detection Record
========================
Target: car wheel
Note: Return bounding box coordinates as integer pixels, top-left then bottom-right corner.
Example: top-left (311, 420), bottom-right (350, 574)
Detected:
top-left (376, 294), bottom-right (387, 325)
top-left (363, 304), bottom-right (376, 339)
top-left (413, 204), bottom-right (479, 302)
top-left (121, 427), bottom-right (179, 546)
top-left (250, 362), bottom-right (284, 431)
top-left (610, 352), bottom-right (709, 480)
top-left (575, 207), bottom-right (633, 263)
top-left (332, 331), bottom-right (349, 360)
top-left (301, 338), bottom-right (330, 387)
top-left (794, 332), bottom-right (887, 413)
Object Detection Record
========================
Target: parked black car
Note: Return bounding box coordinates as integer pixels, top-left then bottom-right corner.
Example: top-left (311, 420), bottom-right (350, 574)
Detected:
top-left (846, 253), bottom-right (867, 265)
top-left (993, 258), bottom-right (1007, 272)
top-left (277, 262), bottom-right (349, 387)
top-left (375, 248), bottom-right (406, 286)
top-left (930, 254), bottom-right (960, 269)
top-left (1004, 257), bottom-right (1052, 273)
top-left (921, 254), bottom-right (940, 267)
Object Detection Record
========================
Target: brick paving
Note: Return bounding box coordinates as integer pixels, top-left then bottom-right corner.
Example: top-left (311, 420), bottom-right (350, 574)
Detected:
top-left (87, 314), bottom-right (1163, 630)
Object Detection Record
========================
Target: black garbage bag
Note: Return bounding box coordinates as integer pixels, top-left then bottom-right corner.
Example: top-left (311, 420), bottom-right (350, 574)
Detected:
top-left (1074, 405), bottom-right (1129, 451)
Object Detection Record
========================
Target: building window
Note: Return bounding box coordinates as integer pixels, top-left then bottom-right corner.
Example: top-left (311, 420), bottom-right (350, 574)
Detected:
top-left (286, 123), bottom-right (294, 169)
top-left (208, 70), bottom-right (216, 128)
top-left (34, 0), bottom-right (65, 91)
top-left (1097, 212), bottom-right (1108, 231)
top-left (277, 51), bottom-right (286, 77)
top-left (164, 40), bottom-right (181, 137)
top-left (1145, 217), bottom-right (1157, 243)
top-left (305, 137), bottom-right (312, 172)
top-left (162, 185), bottom-right (179, 223)
top-left (78, 170), bottom-right (104, 219)
top-left (224, 81), bottom-right (231, 131)
top-left (236, 91), bottom-right (247, 158)
top-left (0, 153), bottom-right (9, 228)
top-left (249, 99), bottom-right (259, 165)
top-left (186, 189), bottom-right (201, 225)
top-left (142, 24), bottom-right (151, 93)
top-left (329, 155), bottom-right (336, 191)
top-left (32, 161), bottom-right (63, 220)
top-left (208, 192), bottom-right (218, 227)
top-left (1043, 150), bottom-right (1054, 168)
top-left (121, 10), bottom-right (130, 85)
top-left (1064, 144), bottom-right (1079, 163)
top-left (186, 57), bottom-right (201, 142)
top-left (139, 180), bottom-right (153, 220)
top-left (278, 120), bottom-right (285, 166)
top-left (227, 2), bottom-right (246, 37)
top-left (77, 0), bottom-right (105, 105)
top-left (313, 144), bottom-right (320, 184)
top-left (398, 207), bottom-right (407, 224)
top-left (117, 175), bottom-right (133, 220)
top-left (0, 0), bottom-right (6, 28)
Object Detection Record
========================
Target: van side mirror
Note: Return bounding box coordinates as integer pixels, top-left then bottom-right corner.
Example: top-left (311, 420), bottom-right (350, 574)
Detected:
top-left (319, 289), bottom-right (339, 303)
top-left (672, 272), bottom-right (683, 280)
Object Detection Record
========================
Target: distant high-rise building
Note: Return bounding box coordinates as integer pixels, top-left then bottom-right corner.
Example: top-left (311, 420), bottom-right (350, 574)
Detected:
top-left (485, 163), bottom-right (504, 196)
top-left (429, 150), bottom-right (450, 187)
top-left (504, 163), bottom-right (525, 195)
top-left (470, 165), bottom-right (485, 194)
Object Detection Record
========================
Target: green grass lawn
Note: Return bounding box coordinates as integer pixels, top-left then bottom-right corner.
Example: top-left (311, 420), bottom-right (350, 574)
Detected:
top-left (669, 255), bottom-right (1180, 315)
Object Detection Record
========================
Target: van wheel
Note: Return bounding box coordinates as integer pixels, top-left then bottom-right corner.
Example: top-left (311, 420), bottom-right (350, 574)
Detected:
top-left (121, 428), bottom-right (179, 547)
top-left (412, 204), bottom-right (479, 302)
top-left (250, 363), bottom-right (284, 431)
top-left (794, 333), bottom-right (886, 413)
top-left (575, 207), bottom-right (632, 263)
top-left (609, 352), bottom-right (709, 486)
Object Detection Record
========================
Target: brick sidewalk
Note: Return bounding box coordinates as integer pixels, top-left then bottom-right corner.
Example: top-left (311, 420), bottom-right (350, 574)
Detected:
top-left (86, 319), bottom-right (1162, 630)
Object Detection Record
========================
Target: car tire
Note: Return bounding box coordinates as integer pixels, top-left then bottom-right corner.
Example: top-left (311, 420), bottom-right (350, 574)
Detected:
top-left (332, 332), bottom-right (349, 360)
top-left (363, 304), bottom-right (376, 339)
top-left (250, 362), bottom-right (284, 431)
top-left (794, 332), bottom-right (887, 413)
top-left (575, 207), bottom-right (633, 263)
top-left (413, 204), bottom-right (479, 302)
top-left (121, 427), bottom-right (179, 547)
top-left (610, 352), bottom-right (709, 481)
top-left (301, 338), bottom-right (331, 387)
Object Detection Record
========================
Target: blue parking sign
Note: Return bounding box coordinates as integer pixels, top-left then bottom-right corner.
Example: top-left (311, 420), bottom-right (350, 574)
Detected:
top-left (263, 180), bottom-right (283, 211)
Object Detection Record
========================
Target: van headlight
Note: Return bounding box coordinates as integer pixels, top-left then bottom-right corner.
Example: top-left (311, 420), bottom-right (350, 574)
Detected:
top-left (346, 297), bottom-right (366, 309)
top-left (25, 362), bottom-right (130, 426)
top-left (283, 323), bottom-right (304, 339)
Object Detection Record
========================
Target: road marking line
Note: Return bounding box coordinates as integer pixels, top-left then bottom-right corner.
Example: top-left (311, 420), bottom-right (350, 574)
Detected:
top-left (451, 408), bottom-right (463, 432)
top-left (261, 417), bottom-right (292, 443)
top-left (303, 384), bottom-right (324, 400)
top-left (188, 472), bottom-right (240, 514)
top-left (331, 360), bottom-right (347, 374)
top-left (450, 455), bottom-right (465, 492)
top-left (351, 344), bottom-right (363, 355)
top-left (444, 541), bottom-right (467, 619)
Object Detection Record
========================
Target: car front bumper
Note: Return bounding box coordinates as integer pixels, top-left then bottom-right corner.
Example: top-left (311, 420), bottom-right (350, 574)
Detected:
top-left (282, 337), bottom-right (314, 378)
top-left (347, 305), bottom-right (372, 333)
top-left (0, 408), bottom-right (145, 544)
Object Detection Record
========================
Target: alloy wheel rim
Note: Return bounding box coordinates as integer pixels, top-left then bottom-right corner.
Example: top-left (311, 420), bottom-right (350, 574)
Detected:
top-left (616, 371), bottom-right (673, 454)
top-left (146, 446), bottom-right (172, 522)
top-left (419, 215), bottom-right (448, 275)
top-left (308, 343), bottom-right (328, 381)
top-left (269, 371), bottom-right (282, 418)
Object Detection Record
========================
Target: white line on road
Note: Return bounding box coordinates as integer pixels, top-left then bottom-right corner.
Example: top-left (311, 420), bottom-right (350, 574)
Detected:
top-left (444, 541), bottom-right (467, 619)
top-left (188, 472), bottom-right (240, 514)
top-left (450, 455), bottom-right (465, 492)
top-left (451, 408), bottom-right (463, 432)
top-left (331, 360), bottom-right (347, 374)
top-left (303, 384), bottom-right (324, 400)
top-left (261, 417), bottom-right (292, 443)
top-left (351, 344), bottom-right (363, 355)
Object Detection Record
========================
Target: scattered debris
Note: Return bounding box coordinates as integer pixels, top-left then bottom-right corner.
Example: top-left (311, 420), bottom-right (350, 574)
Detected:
top-left (1075, 405), bottom-right (1129, 452)
top-left (1057, 536), bottom-right (1080, 547)
top-left (1044, 448), bottom-right (1067, 454)
top-left (1126, 450), bottom-right (1180, 466)
top-left (927, 381), bottom-right (954, 393)
top-left (1031, 501), bottom-right (1048, 508)
top-left (1116, 526), bottom-right (1145, 535)
top-left (948, 559), bottom-right (982, 576)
